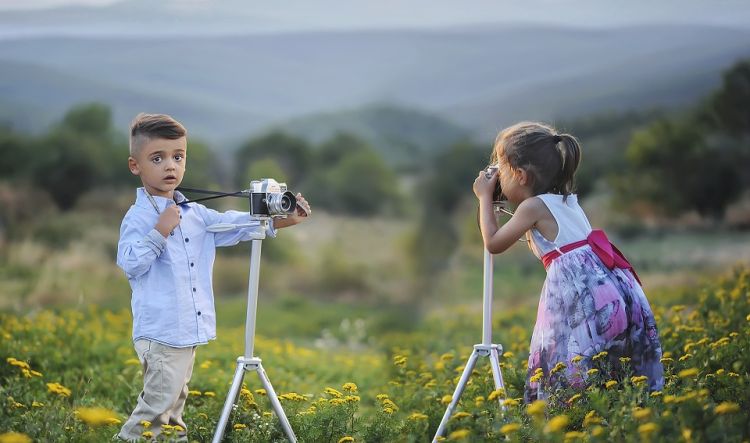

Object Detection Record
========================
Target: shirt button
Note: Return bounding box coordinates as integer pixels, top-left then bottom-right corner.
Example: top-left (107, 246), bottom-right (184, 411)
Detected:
top-left (185, 238), bottom-right (190, 243)
top-left (190, 262), bottom-right (194, 267)
top-left (193, 287), bottom-right (196, 292)
top-left (197, 311), bottom-right (201, 316)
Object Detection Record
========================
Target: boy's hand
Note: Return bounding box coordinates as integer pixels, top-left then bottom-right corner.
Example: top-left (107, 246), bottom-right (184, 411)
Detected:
top-left (273, 193), bottom-right (311, 228)
top-left (155, 205), bottom-right (181, 237)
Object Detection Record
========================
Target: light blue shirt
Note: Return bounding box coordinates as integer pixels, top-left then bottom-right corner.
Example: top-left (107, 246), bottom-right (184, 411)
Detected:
top-left (117, 187), bottom-right (276, 348)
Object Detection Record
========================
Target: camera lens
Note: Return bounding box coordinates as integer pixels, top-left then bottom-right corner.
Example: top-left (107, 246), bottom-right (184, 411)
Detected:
top-left (267, 191), bottom-right (297, 215)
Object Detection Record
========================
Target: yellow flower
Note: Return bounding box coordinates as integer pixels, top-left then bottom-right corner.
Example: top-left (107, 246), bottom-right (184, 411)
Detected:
top-left (440, 353), bottom-right (455, 362)
top-left (679, 354), bottom-right (693, 362)
top-left (572, 355), bottom-right (584, 363)
top-left (189, 390), bottom-right (202, 396)
top-left (0, 433), bottom-right (32, 443)
top-left (124, 358), bottom-right (140, 366)
top-left (488, 388), bottom-right (505, 401)
top-left (632, 407), bottom-right (651, 420)
top-left (393, 355), bottom-right (407, 366)
top-left (382, 399), bottom-right (399, 411)
top-left (605, 380), bottom-right (618, 389)
top-left (474, 396), bottom-right (485, 407)
top-left (567, 394), bottom-right (582, 404)
top-left (342, 382), bottom-right (358, 393)
top-left (382, 407), bottom-right (394, 414)
top-left (451, 411), bottom-right (471, 420)
top-left (500, 423), bottom-right (521, 434)
top-left (551, 362), bottom-right (566, 374)
top-left (714, 402), bottom-right (740, 415)
top-left (140, 420), bottom-right (152, 429)
top-left (530, 372), bottom-right (543, 383)
top-left (255, 389), bottom-right (267, 396)
top-left (203, 391), bottom-right (216, 397)
top-left (565, 431), bottom-right (586, 441)
top-left (592, 351), bottom-right (608, 361)
top-left (376, 394), bottom-right (390, 401)
top-left (325, 387), bottom-right (343, 398)
top-left (660, 357), bottom-right (674, 364)
top-left (6, 358), bottom-right (30, 370)
top-left (503, 351), bottom-right (514, 358)
top-left (678, 368), bottom-right (699, 378)
top-left (619, 357), bottom-right (631, 364)
top-left (583, 410), bottom-right (602, 427)
top-left (544, 415), bottom-right (570, 434)
top-left (233, 424), bottom-right (247, 430)
top-left (447, 429), bottom-right (471, 440)
top-left (590, 426), bottom-right (604, 437)
top-left (638, 423), bottom-right (658, 435)
top-left (650, 391), bottom-right (662, 398)
top-left (31, 401), bottom-right (44, 408)
top-left (630, 375), bottom-right (648, 386)
top-left (46, 382), bottom-right (72, 397)
top-left (502, 398), bottom-right (519, 407)
top-left (142, 431), bottom-right (153, 439)
top-left (338, 437), bottom-right (355, 443)
top-left (408, 412), bottom-right (428, 421)
top-left (76, 407), bottom-right (121, 427)
top-left (586, 368), bottom-right (599, 376)
top-left (527, 400), bottom-right (546, 417)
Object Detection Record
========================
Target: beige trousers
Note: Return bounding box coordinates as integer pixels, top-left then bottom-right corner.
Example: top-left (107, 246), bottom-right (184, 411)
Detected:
top-left (118, 339), bottom-right (196, 441)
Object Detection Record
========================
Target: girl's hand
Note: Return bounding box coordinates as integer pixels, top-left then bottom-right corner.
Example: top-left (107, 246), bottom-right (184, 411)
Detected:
top-left (473, 169), bottom-right (498, 199)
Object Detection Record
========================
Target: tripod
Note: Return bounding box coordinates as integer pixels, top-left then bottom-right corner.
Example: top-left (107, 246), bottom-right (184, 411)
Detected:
top-left (210, 218), bottom-right (297, 443)
top-left (432, 246), bottom-right (507, 442)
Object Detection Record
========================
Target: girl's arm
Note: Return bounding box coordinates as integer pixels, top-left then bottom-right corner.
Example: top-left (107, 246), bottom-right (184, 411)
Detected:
top-left (478, 197), bottom-right (542, 254)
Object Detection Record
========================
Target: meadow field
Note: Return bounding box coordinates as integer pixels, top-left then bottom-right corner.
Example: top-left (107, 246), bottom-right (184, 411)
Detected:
top-left (1, 205), bottom-right (749, 442)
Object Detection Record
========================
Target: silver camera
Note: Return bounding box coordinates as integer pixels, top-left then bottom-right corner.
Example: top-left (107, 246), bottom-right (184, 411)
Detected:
top-left (249, 178), bottom-right (297, 217)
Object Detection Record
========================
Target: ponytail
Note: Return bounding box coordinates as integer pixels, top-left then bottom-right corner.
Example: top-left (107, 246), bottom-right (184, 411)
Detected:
top-left (554, 133), bottom-right (581, 200)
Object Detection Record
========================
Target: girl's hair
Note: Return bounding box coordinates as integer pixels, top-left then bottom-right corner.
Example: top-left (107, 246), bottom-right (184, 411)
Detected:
top-left (491, 121), bottom-right (581, 199)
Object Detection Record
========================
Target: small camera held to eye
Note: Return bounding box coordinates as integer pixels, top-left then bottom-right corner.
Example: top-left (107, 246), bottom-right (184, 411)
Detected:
top-left (249, 178), bottom-right (297, 217)
top-left (484, 165), bottom-right (504, 203)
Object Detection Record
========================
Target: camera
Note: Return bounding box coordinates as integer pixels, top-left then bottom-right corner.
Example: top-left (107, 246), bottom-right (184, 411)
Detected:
top-left (484, 165), bottom-right (505, 202)
top-left (249, 178), bottom-right (297, 217)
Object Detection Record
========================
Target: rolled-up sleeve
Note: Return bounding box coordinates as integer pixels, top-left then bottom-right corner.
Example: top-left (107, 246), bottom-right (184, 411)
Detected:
top-left (198, 207), bottom-right (276, 247)
top-left (117, 215), bottom-right (166, 279)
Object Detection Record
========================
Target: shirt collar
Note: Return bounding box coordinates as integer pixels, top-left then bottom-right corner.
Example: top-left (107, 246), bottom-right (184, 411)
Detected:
top-left (135, 187), bottom-right (188, 212)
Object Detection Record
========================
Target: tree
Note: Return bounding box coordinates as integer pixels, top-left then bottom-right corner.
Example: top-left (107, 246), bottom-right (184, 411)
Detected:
top-left (234, 131), bottom-right (312, 187)
top-left (709, 59), bottom-right (750, 136)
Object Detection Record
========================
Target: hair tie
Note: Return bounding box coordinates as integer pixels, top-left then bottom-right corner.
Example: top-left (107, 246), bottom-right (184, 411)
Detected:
top-left (553, 135), bottom-right (563, 143)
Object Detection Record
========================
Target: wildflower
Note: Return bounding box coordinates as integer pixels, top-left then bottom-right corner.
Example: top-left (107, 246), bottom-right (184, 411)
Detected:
top-left (124, 358), bottom-right (140, 366)
top-left (382, 398), bottom-right (399, 411)
top-left (527, 400), bottom-right (546, 417)
top-left (632, 408), bottom-right (651, 420)
top-left (142, 431), bottom-right (153, 439)
top-left (140, 420), bottom-right (152, 429)
top-left (551, 362), bottom-right (566, 374)
top-left (678, 368), bottom-right (699, 378)
top-left (31, 401), bottom-right (44, 408)
top-left (638, 423), bottom-right (658, 435)
top-left (590, 426), bottom-right (604, 437)
top-left (6, 358), bottom-right (30, 370)
top-left (586, 368), bottom-right (599, 376)
top-left (255, 389), bottom-right (267, 396)
top-left (660, 357), bottom-right (674, 364)
top-left (650, 391), bottom-right (662, 398)
top-left (76, 407), bottom-right (120, 427)
top-left (565, 431), bottom-right (586, 441)
top-left (393, 355), bottom-right (407, 366)
top-left (503, 351), bottom-right (514, 358)
top-left (630, 375), bottom-right (648, 386)
top-left (382, 407), bottom-right (395, 414)
top-left (338, 437), bottom-right (355, 443)
top-left (424, 379), bottom-right (437, 388)
top-left (716, 369), bottom-right (725, 375)
top-left (714, 402), bottom-right (740, 415)
top-left (342, 382), bottom-right (358, 393)
top-left (619, 357), bottom-right (631, 364)
top-left (233, 424), bottom-right (247, 430)
top-left (530, 372), bottom-right (543, 383)
top-left (605, 380), bottom-right (618, 389)
top-left (567, 394), bottom-right (582, 404)
top-left (572, 355), bottom-right (584, 363)
top-left (29, 370), bottom-right (42, 377)
top-left (583, 410), bottom-right (602, 427)
top-left (500, 423), bottom-right (521, 434)
top-left (203, 391), bottom-right (216, 397)
top-left (474, 396), bottom-right (485, 407)
top-left (325, 387), bottom-right (343, 398)
top-left (679, 354), bottom-right (693, 362)
top-left (682, 428), bottom-right (692, 443)
top-left (728, 372), bottom-right (740, 377)
top-left (46, 382), bottom-right (72, 397)
top-left (189, 390), bottom-right (202, 396)
top-left (440, 353), bottom-right (454, 362)
top-left (451, 412), bottom-right (471, 420)
top-left (408, 412), bottom-right (428, 421)
top-left (592, 351), bottom-right (608, 361)
top-left (544, 415), bottom-right (570, 434)
top-left (330, 398), bottom-right (346, 406)
top-left (502, 398), bottom-right (519, 407)
top-left (447, 429), bottom-right (471, 440)
top-left (0, 433), bottom-right (32, 443)
top-left (376, 394), bottom-right (389, 401)
top-left (488, 388), bottom-right (505, 401)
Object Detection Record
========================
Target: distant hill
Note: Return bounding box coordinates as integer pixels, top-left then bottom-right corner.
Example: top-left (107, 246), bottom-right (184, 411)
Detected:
top-left (269, 105), bottom-right (471, 169)
top-left (0, 24), bottom-right (748, 148)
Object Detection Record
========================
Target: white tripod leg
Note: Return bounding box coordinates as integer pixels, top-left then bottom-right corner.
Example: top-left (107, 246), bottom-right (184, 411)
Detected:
top-left (488, 347), bottom-right (507, 411)
top-left (212, 359), bottom-right (247, 443)
top-left (432, 350), bottom-right (480, 443)
top-left (257, 362), bottom-right (297, 443)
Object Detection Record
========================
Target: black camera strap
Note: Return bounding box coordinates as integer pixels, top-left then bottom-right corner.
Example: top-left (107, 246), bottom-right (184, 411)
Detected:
top-left (176, 187), bottom-right (249, 206)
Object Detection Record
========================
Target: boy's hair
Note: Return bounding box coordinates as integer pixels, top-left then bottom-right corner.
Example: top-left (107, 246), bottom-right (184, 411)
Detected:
top-left (129, 113), bottom-right (187, 156)
top-left (492, 121), bottom-right (582, 199)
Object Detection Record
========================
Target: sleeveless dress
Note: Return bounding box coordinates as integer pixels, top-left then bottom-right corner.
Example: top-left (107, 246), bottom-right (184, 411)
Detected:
top-left (523, 194), bottom-right (664, 403)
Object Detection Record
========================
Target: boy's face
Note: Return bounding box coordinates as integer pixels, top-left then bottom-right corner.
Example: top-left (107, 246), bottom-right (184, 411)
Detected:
top-left (128, 136), bottom-right (187, 198)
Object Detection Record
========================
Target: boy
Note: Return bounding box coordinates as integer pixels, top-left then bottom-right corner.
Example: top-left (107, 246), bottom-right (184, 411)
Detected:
top-left (116, 113), bottom-right (311, 441)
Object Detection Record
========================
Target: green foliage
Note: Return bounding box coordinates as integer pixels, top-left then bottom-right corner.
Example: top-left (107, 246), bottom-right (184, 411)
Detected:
top-left (235, 131), bottom-right (312, 187)
top-left (708, 59), bottom-right (750, 137)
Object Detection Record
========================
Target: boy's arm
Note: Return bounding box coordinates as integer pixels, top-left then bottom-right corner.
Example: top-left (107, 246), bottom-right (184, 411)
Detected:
top-left (117, 213), bottom-right (167, 279)
top-left (199, 207), bottom-right (277, 247)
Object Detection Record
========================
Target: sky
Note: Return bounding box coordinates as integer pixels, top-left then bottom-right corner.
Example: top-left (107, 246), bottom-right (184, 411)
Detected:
top-left (0, 0), bottom-right (749, 33)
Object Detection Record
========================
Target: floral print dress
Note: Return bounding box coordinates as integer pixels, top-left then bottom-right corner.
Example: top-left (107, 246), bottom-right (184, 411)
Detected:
top-left (523, 195), bottom-right (664, 402)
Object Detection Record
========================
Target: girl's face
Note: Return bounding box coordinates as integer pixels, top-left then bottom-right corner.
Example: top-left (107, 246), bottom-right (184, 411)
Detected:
top-left (497, 154), bottom-right (532, 205)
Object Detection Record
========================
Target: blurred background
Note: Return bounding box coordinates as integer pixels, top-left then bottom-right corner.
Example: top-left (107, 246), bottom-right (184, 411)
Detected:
top-left (1, 0), bottom-right (750, 343)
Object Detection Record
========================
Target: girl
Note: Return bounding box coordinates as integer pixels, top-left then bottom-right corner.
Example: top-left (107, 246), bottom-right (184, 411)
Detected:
top-left (473, 122), bottom-right (664, 402)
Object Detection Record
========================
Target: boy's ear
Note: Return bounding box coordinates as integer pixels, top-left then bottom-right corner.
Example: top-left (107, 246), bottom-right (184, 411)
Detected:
top-left (128, 156), bottom-right (140, 176)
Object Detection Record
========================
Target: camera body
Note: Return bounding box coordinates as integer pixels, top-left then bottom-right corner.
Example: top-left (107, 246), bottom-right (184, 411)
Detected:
top-left (485, 165), bottom-right (505, 202)
top-left (249, 178), bottom-right (297, 217)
